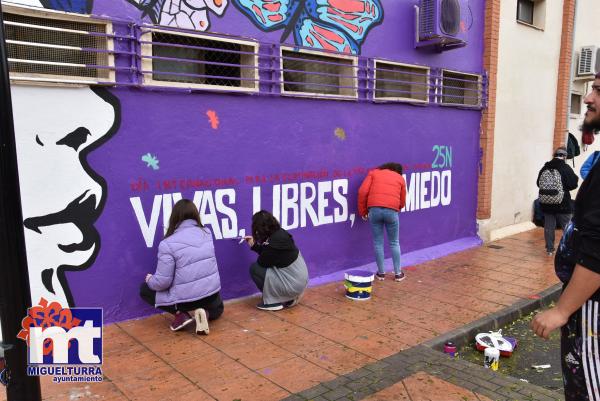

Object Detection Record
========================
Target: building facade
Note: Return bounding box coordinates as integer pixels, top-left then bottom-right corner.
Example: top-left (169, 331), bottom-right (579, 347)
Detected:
top-left (7, 0), bottom-right (487, 322)
top-left (478, 0), bottom-right (600, 241)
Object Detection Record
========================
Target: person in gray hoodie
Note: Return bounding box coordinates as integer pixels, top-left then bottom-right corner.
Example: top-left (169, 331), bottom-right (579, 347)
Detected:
top-left (140, 199), bottom-right (223, 334)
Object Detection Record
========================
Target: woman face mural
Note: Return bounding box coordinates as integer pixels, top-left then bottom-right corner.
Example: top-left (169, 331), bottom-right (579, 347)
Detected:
top-left (12, 86), bottom-right (119, 307)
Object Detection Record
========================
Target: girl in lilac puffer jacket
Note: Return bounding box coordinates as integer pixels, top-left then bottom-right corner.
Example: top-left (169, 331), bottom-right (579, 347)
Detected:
top-left (140, 199), bottom-right (223, 335)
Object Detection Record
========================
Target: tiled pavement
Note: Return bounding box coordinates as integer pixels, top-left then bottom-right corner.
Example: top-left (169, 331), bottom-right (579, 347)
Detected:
top-left (10, 228), bottom-right (564, 401)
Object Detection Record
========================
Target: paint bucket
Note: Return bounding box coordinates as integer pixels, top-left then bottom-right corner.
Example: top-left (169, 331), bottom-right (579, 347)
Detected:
top-left (444, 341), bottom-right (457, 357)
top-left (484, 347), bottom-right (500, 371)
top-left (344, 270), bottom-right (374, 301)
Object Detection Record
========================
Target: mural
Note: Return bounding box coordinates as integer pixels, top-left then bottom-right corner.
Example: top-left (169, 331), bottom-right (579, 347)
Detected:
top-left (233, 0), bottom-right (383, 54)
top-left (7, 0), bottom-right (486, 323)
top-left (27, 0), bottom-right (381, 54)
top-left (13, 87), bottom-right (120, 307)
top-left (127, 0), bottom-right (228, 31)
top-left (14, 0), bottom-right (93, 13)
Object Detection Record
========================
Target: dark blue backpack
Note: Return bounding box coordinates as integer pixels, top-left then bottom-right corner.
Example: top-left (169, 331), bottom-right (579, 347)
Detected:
top-left (555, 221), bottom-right (578, 284)
top-left (533, 199), bottom-right (544, 227)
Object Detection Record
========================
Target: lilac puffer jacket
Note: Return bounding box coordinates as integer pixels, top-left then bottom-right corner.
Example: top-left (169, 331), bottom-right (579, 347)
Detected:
top-left (148, 220), bottom-right (221, 307)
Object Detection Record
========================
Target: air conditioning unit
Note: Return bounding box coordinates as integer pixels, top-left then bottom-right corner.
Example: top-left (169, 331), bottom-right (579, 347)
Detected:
top-left (577, 46), bottom-right (600, 77)
top-left (415, 0), bottom-right (468, 51)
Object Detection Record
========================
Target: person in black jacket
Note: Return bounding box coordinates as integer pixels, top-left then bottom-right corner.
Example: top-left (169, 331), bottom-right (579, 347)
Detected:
top-left (536, 146), bottom-right (579, 255)
top-left (532, 72), bottom-right (600, 401)
top-left (243, 211), bottom-right (309, 311)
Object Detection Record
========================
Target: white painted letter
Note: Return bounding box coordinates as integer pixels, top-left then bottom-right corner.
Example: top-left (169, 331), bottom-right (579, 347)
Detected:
top-left (216, 189), bottom-right (237, 238)
top-left (420, 172), bottom-right (431, 209)
top-left (130, 195), bottom-right (162, 248)
top-left (253, 186), bottom-right (261, 214)
top-left (333, 179), bottom-right (348, 222)
top-left (430, 171), bottom-right (441, 208)
top-left (317, 181), bottom-right (333, 225)
top-left (300, 182), bottom-right (319, 227)
top-left (281, 184), bottom-right (299, 230)
top-left (200, 191), bottom-right (222, 239)
top-left (441, 170), bottom-right (452, 206)
top-left (272, 185), bottom-right (281, 222)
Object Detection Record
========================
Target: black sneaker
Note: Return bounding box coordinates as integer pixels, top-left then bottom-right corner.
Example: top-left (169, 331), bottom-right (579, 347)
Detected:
top-left (283, 297), bottom-right (299, 308)
top-left (256, 302), bottom-right (284, 311)
top-left (376, 272), bottom-right (386, 281)
top-left (394, 272), bottom-right (406, 282)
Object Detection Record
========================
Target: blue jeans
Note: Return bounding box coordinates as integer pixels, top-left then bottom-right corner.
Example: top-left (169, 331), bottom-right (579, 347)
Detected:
top-left (368, 207), bottom-right (401, 274)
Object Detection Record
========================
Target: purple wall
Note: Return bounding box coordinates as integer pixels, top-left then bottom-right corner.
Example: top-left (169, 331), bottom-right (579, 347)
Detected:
top-left (17, 0), bottom-right (487, 322)
top-left (74, 92), bottom-right (481, 322)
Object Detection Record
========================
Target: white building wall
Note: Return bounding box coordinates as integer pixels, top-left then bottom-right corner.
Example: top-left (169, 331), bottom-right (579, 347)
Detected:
top-left (568, 0), bottom-right (600, 182)
top-left (479, 0), bottom-right (564, 241)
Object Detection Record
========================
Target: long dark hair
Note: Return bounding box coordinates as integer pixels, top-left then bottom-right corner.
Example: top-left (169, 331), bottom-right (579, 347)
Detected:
top-left (165, 199), bottom-right (203, 238)
top-left (251, 210), bottom-right (281, 244)
top-left (378, 162), bottom-right (403, 175)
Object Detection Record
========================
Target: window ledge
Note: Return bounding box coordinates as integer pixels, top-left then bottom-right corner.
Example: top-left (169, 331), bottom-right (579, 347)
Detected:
top-left (516, 20), bottom-right (544, 31)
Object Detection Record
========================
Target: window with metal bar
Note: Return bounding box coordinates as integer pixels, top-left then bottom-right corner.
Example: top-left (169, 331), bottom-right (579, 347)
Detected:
top-left (4, 7), bottom-right (112, 83)
top-left (516, 0), bottom-right (545, 29)
top-left (374, 61), bottom-right (429, 102)
top-left (441, 70), bottom-right (481, 106)
top-left (281, 49), bottom-right (357, 98)
top-left (516, 0), bottom-right (534, 24)
top-left (144, 30), bottom-right (258, 90)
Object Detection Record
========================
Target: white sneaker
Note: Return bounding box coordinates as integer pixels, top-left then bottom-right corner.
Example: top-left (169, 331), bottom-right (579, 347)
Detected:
top-left (194, 308), bottom-right (209, 335)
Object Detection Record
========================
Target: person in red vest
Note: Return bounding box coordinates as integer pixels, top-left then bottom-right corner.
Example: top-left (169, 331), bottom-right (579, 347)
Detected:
top-left (358, 163), bottom-right (407, 282)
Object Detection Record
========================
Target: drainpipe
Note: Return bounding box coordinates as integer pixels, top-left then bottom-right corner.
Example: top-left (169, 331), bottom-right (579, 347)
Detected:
top-left (0, 4), bottom-right (42, 401)
top-left (565, 0), bottom-right (579, 145)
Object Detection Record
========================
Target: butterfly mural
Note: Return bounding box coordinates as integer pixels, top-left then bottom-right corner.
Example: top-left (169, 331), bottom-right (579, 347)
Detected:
top-left (233, 0), bottom-right (383, 54)
top-left (127, 0), bottom-right (228, 31)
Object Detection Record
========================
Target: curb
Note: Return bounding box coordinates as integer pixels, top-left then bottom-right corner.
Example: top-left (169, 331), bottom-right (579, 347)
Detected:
top-left (424, 283), bottom-right (562, 352)
top-left (285, 283), bottom-right (565, 401)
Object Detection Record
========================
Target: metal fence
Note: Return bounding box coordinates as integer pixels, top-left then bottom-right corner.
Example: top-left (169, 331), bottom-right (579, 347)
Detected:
top-left (4, 10), bottom-right (121, 84)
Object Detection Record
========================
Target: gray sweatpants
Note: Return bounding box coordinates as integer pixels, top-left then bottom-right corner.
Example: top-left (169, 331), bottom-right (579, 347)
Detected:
top-left (543, 212), bottom-right (571, 252)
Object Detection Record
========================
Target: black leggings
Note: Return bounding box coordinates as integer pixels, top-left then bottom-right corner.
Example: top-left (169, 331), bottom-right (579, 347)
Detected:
top-left (249, 262), bottom-right (267, 291)
top-left (139, 282), bottom-right (223, 321)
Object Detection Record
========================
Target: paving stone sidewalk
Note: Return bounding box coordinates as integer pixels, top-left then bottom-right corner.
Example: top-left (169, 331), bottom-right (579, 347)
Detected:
top-left (285, 345), bottom-right (563, 401)
top-left (4, 228), bottom-right (562, 401)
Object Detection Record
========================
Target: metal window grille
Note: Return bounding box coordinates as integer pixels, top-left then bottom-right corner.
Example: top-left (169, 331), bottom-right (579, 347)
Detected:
top-left (4, 10), bottom-right (112, 83)
top-left (281, 49), bottom-right (357, 98)
top-left (142, 30), bottom-right (258, 90)
top-left (440, 70), bottom-right (481, 106)
top-left (578, 47), bottom-right (595, 76)
top-left (373, 61), bottom-right (429, 102)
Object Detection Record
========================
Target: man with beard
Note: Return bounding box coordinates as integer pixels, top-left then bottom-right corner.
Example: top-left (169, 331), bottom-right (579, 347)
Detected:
top-left (532, 72), bottom-right (600, 401)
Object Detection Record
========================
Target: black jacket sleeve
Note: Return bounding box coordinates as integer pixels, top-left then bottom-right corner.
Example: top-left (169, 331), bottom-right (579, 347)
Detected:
top-left (561, 164), bottom-right (579, 191)
top-left (251, 243), bottom-right (263, 254)
top-left (574, 163), bottom-right (600, 273)
top-left (251, 229), bottom-right (299, 268)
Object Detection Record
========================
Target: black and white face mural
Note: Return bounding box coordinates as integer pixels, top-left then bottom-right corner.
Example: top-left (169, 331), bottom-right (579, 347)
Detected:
top-left (13, 87), bottom-right (120, 306)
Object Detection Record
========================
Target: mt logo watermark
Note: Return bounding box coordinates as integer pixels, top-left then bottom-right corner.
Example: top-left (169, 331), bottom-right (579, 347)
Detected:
top-left (18, 298), bottom-right (103, 383)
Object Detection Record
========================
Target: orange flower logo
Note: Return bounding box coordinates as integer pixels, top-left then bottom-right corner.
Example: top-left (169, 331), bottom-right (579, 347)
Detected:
top-left (17, 298), bottom-right (81, 356)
